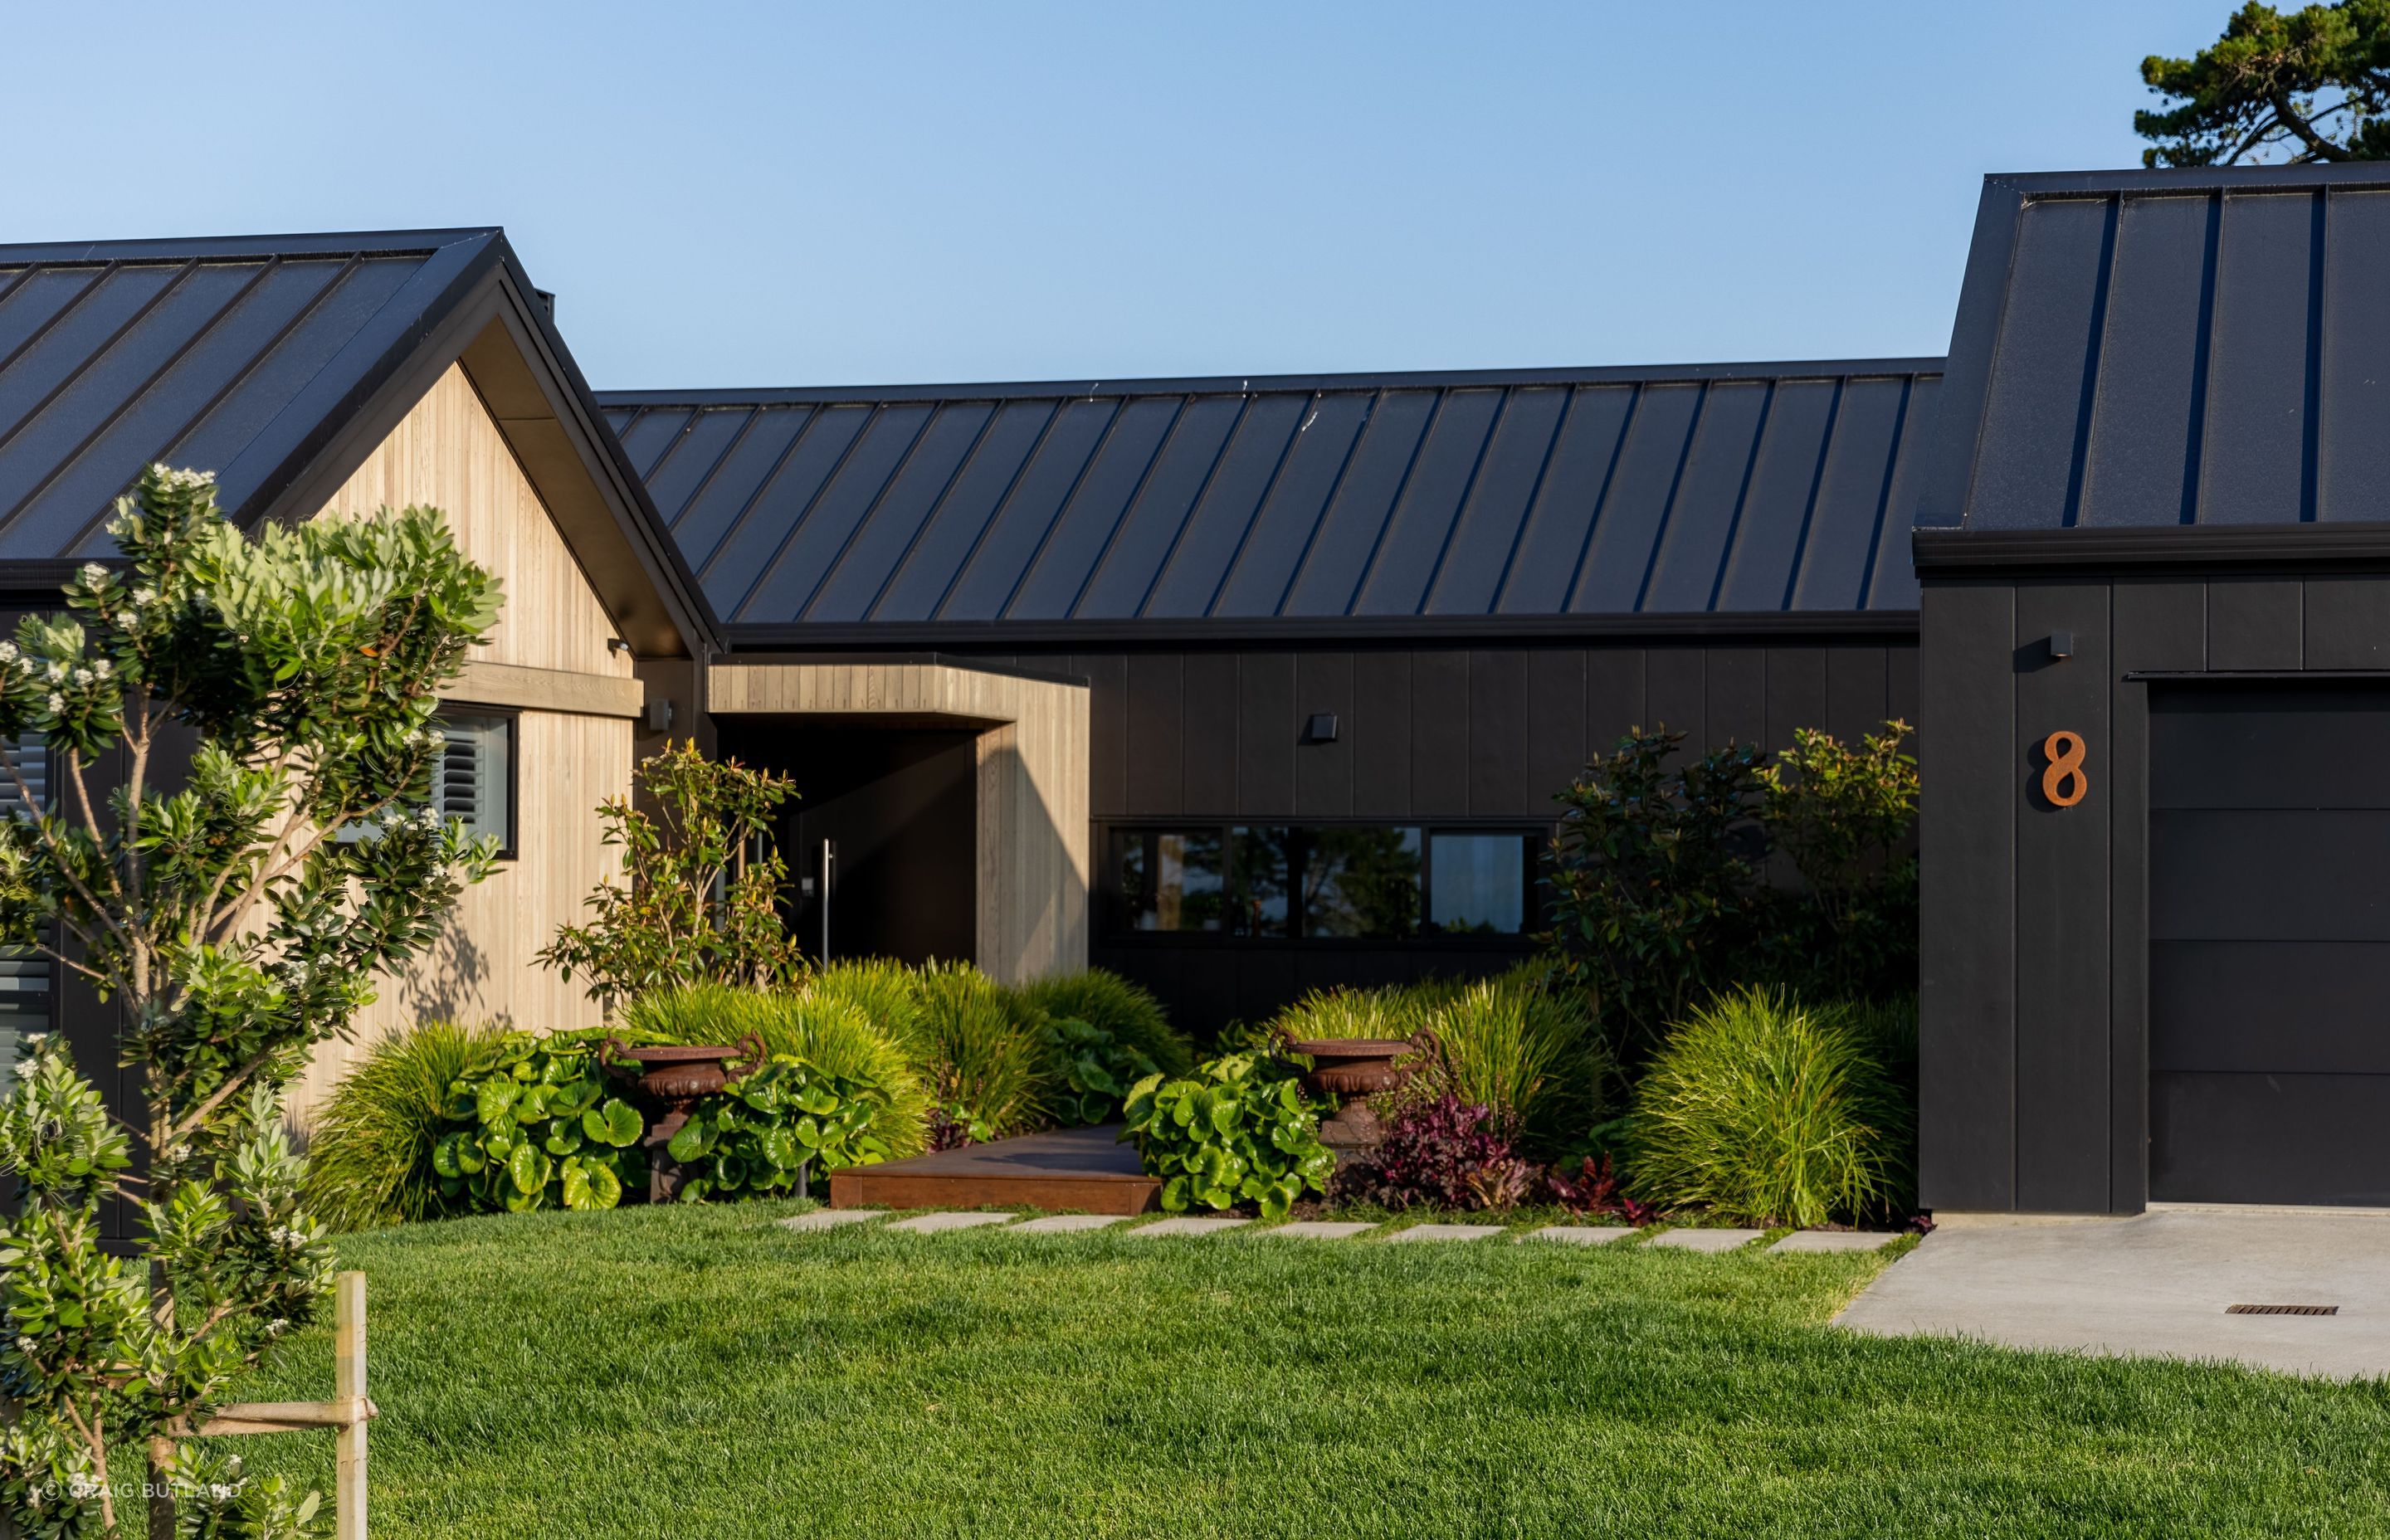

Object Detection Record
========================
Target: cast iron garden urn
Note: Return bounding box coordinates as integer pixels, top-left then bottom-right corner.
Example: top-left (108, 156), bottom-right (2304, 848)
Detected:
top-left (600, 1033), bottom-right (767, 1202)
top-left (1285, 1035), bottom-right (1427, 1163)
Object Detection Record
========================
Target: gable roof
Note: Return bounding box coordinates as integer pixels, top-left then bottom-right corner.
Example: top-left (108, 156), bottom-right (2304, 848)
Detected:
top-left (601, 358), bottom-right (1941, 645)
top-left (1919, 164), bottom-right (2390, 541)
top-left (0, 228), bottom-right (711, 655)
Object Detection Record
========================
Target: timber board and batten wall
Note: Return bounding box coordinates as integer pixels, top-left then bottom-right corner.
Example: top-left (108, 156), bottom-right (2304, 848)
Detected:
top-left (707, 659), bottom-right (1090, 985)
top-left (1919, 568), bottom-right (2390, 1216)
top-left (293, 363), bottom-right (640, 1114)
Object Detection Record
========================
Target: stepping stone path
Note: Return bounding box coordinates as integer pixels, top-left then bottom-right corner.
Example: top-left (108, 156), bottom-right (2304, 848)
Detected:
top-left (1525, 1226), bottom-right (1641, 1246)
top-left (1647, 1228), bottom-right (1766, 1252)
top-left (1267, 1221), bottom-right (1379, 1240)
top-left (887, 1211), bottom-right (1017, 1234)
top-left (1129, 1216), bottom-right (1251, 1237)
top-left (1013, 1215), bottom-right (1129, 1234)
top-left (778, 1210), bottom-right (886, 1232)
top-left (1390, 1224), bottom-right (1508, 1243)
top-left (1769, 1230), bottom-right (1897, 1254)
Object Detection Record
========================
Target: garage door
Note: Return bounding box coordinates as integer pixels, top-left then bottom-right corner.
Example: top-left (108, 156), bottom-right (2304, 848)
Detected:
top-left (2149, 681), bottom-right (2390, 1206)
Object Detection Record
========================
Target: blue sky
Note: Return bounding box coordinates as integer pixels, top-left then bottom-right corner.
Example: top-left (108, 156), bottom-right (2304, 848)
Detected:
top-left (18, 2), bottom-right (2231, 387)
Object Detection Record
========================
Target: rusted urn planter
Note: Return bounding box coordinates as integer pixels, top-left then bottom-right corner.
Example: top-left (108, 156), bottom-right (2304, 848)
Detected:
top-left (600, 1033), bottom-right (767, 1201)
top-left (1286, 1036), bottom-right (1424, 1163)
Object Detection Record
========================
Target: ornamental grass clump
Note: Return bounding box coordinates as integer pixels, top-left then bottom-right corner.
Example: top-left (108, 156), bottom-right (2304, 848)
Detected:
top-left (305, 1017), bottom-right (509, 1231)
top-left (622, 982), bottom-right (929, 1162)
top-left (910, 961), bottom-right (1048, 1144)
top-left (1017, 968), bottom-right (1194, 1078)
top-left (1625, 987), bottom-right (1913, 1227)
top-left (804, 957), bottom-right (931, 1060)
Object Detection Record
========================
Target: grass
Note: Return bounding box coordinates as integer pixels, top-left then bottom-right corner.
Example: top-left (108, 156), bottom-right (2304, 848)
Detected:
top-left (217, 1203), bottom-right (2390, 1538)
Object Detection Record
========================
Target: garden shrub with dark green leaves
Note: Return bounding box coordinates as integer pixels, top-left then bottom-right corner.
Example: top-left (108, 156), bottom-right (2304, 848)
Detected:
top-left (1037, 1015), bottom-right (1160, 1125)
top-left (1120, 1053), bottom-right (1334, 1219)
top-left (622, 982), bottom-right (929, 1161)
top-left (305, 1018), bottom-right (507, 1231)
top-left (1625, 986), bottom-right (1913, 1227)
top-left (1018, 969), bottom-right (1194, 1077)
top-left (431, 1029), bottom-right (646, 1213)
top-left (664, 1055), bottom-right (904, 1201)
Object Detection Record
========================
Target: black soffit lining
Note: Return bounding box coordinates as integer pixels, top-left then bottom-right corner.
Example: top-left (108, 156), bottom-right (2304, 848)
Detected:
top-left (1921, 163), bottom-right (2390, 537)
top-left (0, 229), bottom-right (514, 560)
top-left (598, 358), bottom-right (1944, 630)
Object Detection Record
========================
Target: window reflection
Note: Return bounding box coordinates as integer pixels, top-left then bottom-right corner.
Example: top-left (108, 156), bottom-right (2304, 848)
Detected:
top-left (1114, 829), bottom-right (1226, 932)
top-left (1427, 831), bottom-right (1529, 935)
top-left (1303, 826), bottom-right (1421, 938)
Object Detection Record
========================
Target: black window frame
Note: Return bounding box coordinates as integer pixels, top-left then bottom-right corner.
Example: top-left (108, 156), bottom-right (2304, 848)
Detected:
top-left (1098, 817), bottom-right (1545, 948)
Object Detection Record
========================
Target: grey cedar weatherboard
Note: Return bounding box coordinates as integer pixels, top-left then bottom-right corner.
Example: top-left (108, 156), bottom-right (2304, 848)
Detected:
top-left (598, 359), bottom-right (1942, 637)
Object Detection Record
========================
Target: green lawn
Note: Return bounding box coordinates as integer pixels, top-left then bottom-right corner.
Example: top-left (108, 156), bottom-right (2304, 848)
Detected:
top-left (220, 1203), bottom-right (2390, 1538)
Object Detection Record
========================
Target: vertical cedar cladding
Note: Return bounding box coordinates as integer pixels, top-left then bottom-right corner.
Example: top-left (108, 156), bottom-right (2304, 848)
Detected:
top-left (600, 359), bottom-right (1942, 631)
top-left (1942, 175), bottom-right (2390, 532)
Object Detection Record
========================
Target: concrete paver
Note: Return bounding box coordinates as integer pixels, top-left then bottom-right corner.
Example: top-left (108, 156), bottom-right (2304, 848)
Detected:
top-left (1838, 1207), bottom-right (2390, 1379)
top-left (1526, 1225), bottom-right (1641, 1245)
top-left (1647, 1227), bottom-right (1766, 1252)
top-left (778, 1209), bottom-right (887, 1232)
top-left (1389, 1224), bottom-right (1508, 1243)
top-left (1012, 1215), bottom-right (1129, 1234)
top-left (1128, 1216), bottom-right (1250, 1237)
top-left (886, 1211), bottom-right (1017, 1234)
top-left (1266, 1221), bottom-right (1379, 1240)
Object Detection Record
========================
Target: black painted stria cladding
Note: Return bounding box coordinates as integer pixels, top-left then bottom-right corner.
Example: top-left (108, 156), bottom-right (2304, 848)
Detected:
top-left (602, 359), bottom-right (1939, 632)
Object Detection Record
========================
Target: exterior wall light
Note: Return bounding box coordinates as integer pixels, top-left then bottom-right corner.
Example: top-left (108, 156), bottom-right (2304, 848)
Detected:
top-left (1305, 712), bottom-right (1339, 744)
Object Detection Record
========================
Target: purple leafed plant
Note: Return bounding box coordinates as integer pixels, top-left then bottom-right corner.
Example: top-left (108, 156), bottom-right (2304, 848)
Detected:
top-left (1337, 1094), bottom-right (1534, 1211)
top-left (1543, 1153), bottom-right (1656, 1226)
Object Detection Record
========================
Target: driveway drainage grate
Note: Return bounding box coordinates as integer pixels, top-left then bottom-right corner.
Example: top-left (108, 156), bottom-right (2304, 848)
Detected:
top-left (2226, 1304), bottom-right (2339, 1316)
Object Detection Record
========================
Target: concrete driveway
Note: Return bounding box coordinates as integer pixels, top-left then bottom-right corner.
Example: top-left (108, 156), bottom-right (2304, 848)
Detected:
top-left (1836, 1206), bottom-right (2390, 1379)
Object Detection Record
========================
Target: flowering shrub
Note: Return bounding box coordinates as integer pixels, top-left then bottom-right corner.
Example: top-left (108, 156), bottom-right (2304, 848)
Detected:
top-left (0, 465), bottom-right (502, 1537)
top-left (1334, 1094), bottom-right (1534, 1211)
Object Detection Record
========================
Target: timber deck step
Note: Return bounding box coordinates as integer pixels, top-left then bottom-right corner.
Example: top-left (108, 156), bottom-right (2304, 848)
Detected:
top-left (829, 1124), bottom-right (1160, 1215)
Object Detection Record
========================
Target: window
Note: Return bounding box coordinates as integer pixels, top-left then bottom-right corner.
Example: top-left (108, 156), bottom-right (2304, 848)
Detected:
top-left (1106, 821), bottom-right (1531, 943)
top-left (432, 712), bottom-right (515, 855)
top-left (0, 733), bottom-right (47, 1089)
top-left (1425, 831), bottom-right (1534, 936)
top-left (1111, 829), bottom-right (1226, 932)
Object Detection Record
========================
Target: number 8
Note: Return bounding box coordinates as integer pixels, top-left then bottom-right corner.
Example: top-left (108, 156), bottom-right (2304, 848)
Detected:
top-left (2041, 730), bottom-right (2088, 808)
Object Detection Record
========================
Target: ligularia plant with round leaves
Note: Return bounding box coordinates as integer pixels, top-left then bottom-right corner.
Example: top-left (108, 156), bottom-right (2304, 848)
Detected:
top-left (0, 465), bottom-right (503, 1538)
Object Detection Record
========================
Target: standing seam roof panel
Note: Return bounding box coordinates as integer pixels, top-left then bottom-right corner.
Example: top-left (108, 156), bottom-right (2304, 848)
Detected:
top-left (598, 358), bottom-right (1942, 625)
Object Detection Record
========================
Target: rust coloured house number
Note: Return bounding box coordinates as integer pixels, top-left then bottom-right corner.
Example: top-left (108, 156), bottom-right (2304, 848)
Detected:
top-left (2041, 730), bottom-right (2088, 807)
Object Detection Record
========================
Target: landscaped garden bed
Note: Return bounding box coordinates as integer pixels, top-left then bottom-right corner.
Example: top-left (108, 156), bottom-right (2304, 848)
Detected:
top-left (216, 1199), bottom-right (2390, 1538)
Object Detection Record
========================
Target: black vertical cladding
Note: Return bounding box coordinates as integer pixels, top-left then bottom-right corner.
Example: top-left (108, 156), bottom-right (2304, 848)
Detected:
top-left (1708, 647), bottom-right (1768, 749)
top-left (1124, 654), bottom-right (1185, 816)
top-left (1410, 651), bottom-right (1470, 816)
top-left (1182, 653), bottom-right (1238, 813)
top-left (1524, 650), bottom-right (1589, 807)
top-left (2304, 577), bottom-right (2390, 667)
top-left (2208, 578), bottom-right (2303, 669)
top-left (1765, 647), bottom-right (1829, 755)
top-left (1824, 645), bottom-right (1889, 747)
top-left (1585, 647), bottom-right (1648, 754)
top-left (1353, 651), bottom-right (1412, 816)
top-left (1645, 646), bottom-right (1705, 743)
top-left (2110, 581), bottom-right (2203, 1212)
top-left (1236, 652), bottom-right (1296, 815)
top-left (1919, 582), bottom-right (2018, 1211)
top-left (1295, 652), bottom-right (1356, 816)
top-left (1466, 651), bottom-right (1527, 814)
top-left (2012, 582), bottom-right (2112, 1212)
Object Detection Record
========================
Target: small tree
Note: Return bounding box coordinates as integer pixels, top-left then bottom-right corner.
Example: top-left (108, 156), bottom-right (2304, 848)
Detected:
top-left (537, 743), bottom-right (807, 1007)
top-left (2139, 2), bottom-right (2390, 164)
top-left (1758, 722), bottom-right (1919, 1002)
top-left (0, 465), bottom-right (502, 1538)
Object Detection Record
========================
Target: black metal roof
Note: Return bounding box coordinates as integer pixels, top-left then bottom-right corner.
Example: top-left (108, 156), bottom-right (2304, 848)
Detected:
top-left (598, 358), bottom-right (1942, 638)
top-left (0, 230), bottom-right (523, 560)
top-left (1920, 164), bottom-right (2390, 534)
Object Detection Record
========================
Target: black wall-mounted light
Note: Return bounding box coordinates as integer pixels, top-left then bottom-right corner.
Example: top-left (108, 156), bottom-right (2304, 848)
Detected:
top-left (1305, 712), bottom-right (1339, 744)
top-left (2047, 631), bottom-right (2074, 660)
